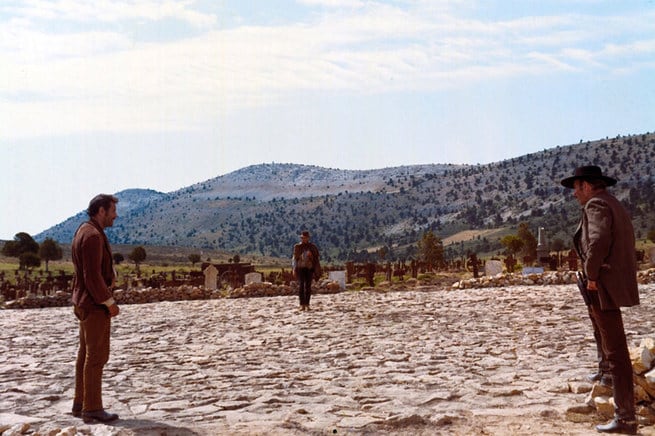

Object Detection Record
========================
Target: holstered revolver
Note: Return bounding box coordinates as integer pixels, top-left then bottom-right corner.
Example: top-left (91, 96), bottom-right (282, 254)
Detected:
top-left (576, 271), bottom-right (591, 306)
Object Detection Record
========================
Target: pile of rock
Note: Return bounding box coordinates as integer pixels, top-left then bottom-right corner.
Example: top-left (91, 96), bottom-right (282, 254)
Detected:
top-left (639, 268), bottom-right (655, 284)
top-left (2, 290), bottom-right (72, 309)
top-left (576, 338), bottom-right (655, 425)
top-left (2, 286), bottom-right (221, 309)
top-left (452, 268), bottom-right (655, 290)
top-left (228, 281), bottom-right (294, 298)
top-left (2, 280), bottom-right (346, 309)
top-left (4, 269), bottom-right (654, 310)
top-left (452, 271), bottom-right (578, 289)
top-left (113, 285), bottom-right (219, 304)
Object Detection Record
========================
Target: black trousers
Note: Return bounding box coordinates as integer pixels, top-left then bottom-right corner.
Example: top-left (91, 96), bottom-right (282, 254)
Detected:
top-left (297, 268), bottom-right (313, 306)
top-left (589, 304), bottom-right (635, 420)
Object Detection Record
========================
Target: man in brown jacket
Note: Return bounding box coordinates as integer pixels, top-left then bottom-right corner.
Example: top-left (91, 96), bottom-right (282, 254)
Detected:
top-left (71, 194), bottom-right (120, 423)
top-left (561, 166), bottom-right (639, 434)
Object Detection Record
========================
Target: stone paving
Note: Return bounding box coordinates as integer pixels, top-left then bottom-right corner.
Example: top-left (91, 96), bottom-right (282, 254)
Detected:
top-left (1, 284), bottom-right (655, 435)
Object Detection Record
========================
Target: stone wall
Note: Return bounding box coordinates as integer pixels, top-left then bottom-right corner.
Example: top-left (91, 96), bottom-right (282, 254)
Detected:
top-left (1, 279), bottom-right (344, 310)
top-left (452, 269), bottom-right (655, 289)
top-left (3, 269), bottom-right (655, 310)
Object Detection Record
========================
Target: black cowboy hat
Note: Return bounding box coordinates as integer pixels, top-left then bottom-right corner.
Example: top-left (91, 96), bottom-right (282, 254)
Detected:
top-left (560, 165), bottom-right (617, 189)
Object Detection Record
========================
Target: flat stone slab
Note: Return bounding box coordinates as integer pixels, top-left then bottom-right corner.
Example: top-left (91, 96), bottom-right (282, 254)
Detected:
top-left (0, 413), bottom-right (43, 426)
top-left (1, 284), bottom-right (654, 435)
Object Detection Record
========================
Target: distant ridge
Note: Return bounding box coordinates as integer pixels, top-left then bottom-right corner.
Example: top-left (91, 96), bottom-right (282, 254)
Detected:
top-left (186, 162), bottom-right (464, 201)
top-left (42, 189), bottom-right (170, 238)
top-left (36, 133), bottom-right (655, 262)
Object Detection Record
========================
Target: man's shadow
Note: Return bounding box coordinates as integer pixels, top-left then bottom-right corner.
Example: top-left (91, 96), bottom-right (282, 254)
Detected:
top-left (99, 418), bottom-right (201, 435)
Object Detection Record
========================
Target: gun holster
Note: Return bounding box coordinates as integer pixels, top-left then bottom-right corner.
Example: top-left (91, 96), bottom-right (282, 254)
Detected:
top-left (576, 271), bottom-right (591, 306)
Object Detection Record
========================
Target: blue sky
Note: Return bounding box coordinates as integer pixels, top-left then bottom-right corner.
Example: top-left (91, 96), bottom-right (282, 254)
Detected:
top-left (1, 0), bottom-right (654, 240)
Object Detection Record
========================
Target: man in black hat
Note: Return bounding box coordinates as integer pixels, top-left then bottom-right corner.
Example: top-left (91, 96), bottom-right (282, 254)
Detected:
top-left (561, 166), bottom-right (639, 434)
top-left (292, 231), bottom-right (321, 311)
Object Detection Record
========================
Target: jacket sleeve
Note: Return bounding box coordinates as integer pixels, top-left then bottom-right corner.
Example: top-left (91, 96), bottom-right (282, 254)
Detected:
top-left (81, 232), bottom-right (113, 305)
top-left (583, 198), bottom-right (613, 282)
top-left (291, 244), bottom-right (298, 271)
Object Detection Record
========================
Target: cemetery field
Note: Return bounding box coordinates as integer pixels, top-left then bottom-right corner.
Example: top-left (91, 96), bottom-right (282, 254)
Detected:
top-left (0, 246), bottom-right (296, 287)
top-left (0, 259), bottom-right (206, 286)
top-left (0, 261), bottom-right (17, 277)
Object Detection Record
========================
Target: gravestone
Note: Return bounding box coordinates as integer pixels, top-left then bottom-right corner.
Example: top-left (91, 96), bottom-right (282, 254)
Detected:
top-left (484, 260), bottom-right (503, 277)
top-left (328, 271), bottom-right (346, 290)
top-left (203, 265), bottom-right (218, 291)
top-left (245, 272), bottom-right (262, 285)
top-left (522, 266), bottom-right (544, 275)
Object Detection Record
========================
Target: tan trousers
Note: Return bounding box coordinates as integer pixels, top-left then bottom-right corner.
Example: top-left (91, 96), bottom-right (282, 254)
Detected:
top-left (74, 305), bottom-right (111, 412)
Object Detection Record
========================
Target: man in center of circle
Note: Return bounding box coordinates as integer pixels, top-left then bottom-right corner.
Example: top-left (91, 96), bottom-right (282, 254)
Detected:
top-left (292, 230), bottom-right (321, 311)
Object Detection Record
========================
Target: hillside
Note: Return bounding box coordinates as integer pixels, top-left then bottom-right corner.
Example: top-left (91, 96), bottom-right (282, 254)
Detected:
top-left (185, 163), bottom-right (462, 200)
top-left (35, 133), bottom-right (655, 263)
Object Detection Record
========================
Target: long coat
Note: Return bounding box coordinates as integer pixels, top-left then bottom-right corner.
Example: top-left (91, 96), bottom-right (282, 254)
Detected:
top-left (71, 219), bottom-right (115, 309)
top-left (573, 190), bottom-right (639, 310)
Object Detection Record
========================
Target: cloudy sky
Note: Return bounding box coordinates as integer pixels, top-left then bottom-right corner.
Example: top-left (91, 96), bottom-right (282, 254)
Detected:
top-left (1, 0), bottom-right (654, 240)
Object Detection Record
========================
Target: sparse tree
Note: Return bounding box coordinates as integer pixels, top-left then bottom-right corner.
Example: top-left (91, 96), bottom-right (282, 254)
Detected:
top-left (20, 252), bottom-right (41, 270)
top-left (418, 230), bottom-right (444, 270)
top-left (500, 235), bottom-right (523, 256)
top-left (128, 246), bottom-right (147, 273)
top-left (2, 232), bottom-right (40, 270)
top-left (550, 238), bottom-right (566, 256)
top-left (113, 253), bottom-right (125, 265)
top-left (39, 238), bottom-right (62, 272)
top-left (517, 222), bottom-right (537, 264)
top-left (188, 253), bottom-right (201, 266)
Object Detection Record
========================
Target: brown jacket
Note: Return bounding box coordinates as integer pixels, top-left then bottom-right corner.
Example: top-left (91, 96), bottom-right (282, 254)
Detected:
top-left (71, 220), bottom-right (114, 309)
top-left (574, 190), bottom-right (639, 310)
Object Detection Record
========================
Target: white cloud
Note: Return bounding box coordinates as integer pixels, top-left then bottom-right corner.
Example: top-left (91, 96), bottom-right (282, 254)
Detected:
top-left (2, 0), bottom-right (216, 27)
top-left (0, 19), bottom-right (131, 63)
top-left (1, 1), bottom-right (654, 140)
top-left (296, 0), bottom-right (365, 8)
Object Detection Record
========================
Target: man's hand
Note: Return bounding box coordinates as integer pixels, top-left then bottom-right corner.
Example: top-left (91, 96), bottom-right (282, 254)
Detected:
top-left (108, 303), bottom-right (120, 317)
top-left (587, 279), bottom-right (599, 291)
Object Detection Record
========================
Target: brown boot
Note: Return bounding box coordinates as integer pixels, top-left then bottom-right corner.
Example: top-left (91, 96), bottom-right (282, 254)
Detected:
top-left (71, 403), bottom-right (82, 417)
top-left (82, 409), bottom-right (119, 424)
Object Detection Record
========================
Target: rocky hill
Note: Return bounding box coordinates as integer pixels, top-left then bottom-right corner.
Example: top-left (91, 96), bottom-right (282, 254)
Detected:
top-left (185, 163), bottom-right (461, 200)
top-left (36, 133), bottom-right (655, 262)
top-left (42, 189), bottom-right (171, 238)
